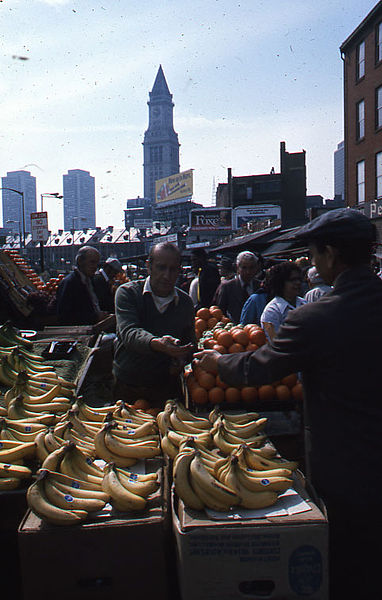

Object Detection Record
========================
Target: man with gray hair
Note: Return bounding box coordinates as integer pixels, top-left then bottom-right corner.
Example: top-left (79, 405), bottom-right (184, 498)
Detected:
top-left (56, 245), bottom-right (109, 325)
top-left (304, 266), bottom-right (332, 303)
top-left (212, 250), bottom-right (260, 323)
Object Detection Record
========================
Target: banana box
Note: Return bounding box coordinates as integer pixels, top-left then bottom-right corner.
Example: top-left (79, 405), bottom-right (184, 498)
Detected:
top-left (172, 481), bottom-right (328, 600)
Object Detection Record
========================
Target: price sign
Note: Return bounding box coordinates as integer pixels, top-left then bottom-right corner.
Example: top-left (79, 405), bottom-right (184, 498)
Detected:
top-left (31, 211), bottom-right (49, 242)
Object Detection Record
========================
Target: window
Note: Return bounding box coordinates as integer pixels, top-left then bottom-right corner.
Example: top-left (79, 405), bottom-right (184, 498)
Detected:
top-left (149, 146), bottom-right (163, 164)
top-left (357, 40), bottom-right (365, 79)
top-left (376, 22), bottom-right (382, 63)
top-left (376, 87), bottom-right (382, 129)
top-left (356, 100), bottom-right (365, 140)
top-left (356, 160), bottom-right (365, 204)
top-left (376, 153), bottom-right (382, 199)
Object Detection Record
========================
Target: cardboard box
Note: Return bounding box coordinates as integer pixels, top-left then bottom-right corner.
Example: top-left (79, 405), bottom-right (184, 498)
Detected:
top-left (172, 481), bottom-right (328, 600)
top-left (18, 461), bottom-right (171, 600)
top-left (0, 487), bottom-right (28, 600)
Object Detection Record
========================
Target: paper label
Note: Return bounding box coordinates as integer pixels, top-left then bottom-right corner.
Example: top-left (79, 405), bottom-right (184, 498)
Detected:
top-left (64, 494), bottom-right (74, 503)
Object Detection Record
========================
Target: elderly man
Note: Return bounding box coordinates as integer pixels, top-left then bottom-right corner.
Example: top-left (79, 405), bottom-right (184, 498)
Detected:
top-left (194, 208), bottom-right (382, 600)
top-left (113, 242), bottom-right (196, 407)
top-left (93, 257), bottom-right (123, 313)
top-left (303, 265), bottom-right (332, 302)
top-left (212, 251), bottom-right (260, 323)
top-left (56, 246), bottom-right (109, 325)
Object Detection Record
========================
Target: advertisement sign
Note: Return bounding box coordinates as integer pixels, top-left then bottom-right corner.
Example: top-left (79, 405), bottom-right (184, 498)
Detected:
top-left (233, 205), bottom-right (281, 230)
top-left (155, 169), bottom-right (193, 205)
top-left (190, 207), bottom-right (232, 230)
top-left (134, 219), bottom-right (153, 229)
top-left (151, 233), bottom-right (178, 247)
top-left (31, 211), bottom-right (49, 242)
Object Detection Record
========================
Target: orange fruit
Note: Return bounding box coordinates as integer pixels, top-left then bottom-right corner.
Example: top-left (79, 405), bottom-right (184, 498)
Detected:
top-left (250, 328), bottom-right (267, 346)
top-left (195, 318), bottom-right (207, 333)
top-left (281, 373), bottom-right (298, 388)
top-left (216, 374), bottom-right (228, 389)
top-left (232, 329), bottom-right (249, 346)
top-left (243, 323), bottom-right (256, 333)
top-left (209, 305), bottom-right (220, 312)
top-left (213, 344), bottom-right (227, 354)
top-left (203, 338), bottom-right (216, 349)
top-left (228, 343), bottom-right (245, 354)
top-left (291, 382), bottom-right (304, 401)
top-left (191, 386), bottom-right (208, 405)
top-left (275, 384), bottom-right (292, 401)
top-left (208, 386), bottom-right (225, 404)
top-left (258, 385), bottom-right (275, 401)
top-left (209, 307), bottom-right (223, 321)
top-left (196, 308), bottom-right (210, 320)
top-left (134, 398), bottom-right (151, 410)
top-left (198, 371), bottom-right (217, 390)
top-left (246, 343), bottom-right (259, 352)
top-left (225, 387), bottom-right (241, 404)
top-left (221, 316), bottom-right (231, 324)
top-left (241, 386), bottom-right (258, 403)
top-left (207, 317), bottom-right (218, 329)
top-left (216, 330), bottom-right (233, 348)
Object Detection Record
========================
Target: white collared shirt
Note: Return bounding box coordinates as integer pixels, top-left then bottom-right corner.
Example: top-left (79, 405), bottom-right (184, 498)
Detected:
top-left (143, 276), bottom-right (179, 314)
top-left (261, 295), bottom-right (306, 341)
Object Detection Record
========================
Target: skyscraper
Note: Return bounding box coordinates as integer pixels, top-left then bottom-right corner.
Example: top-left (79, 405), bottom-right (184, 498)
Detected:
top-left (63, 169), bottom-right (96, 230)
top-left (1, 170), bottom-right (37, 235)
top-left (334, 141), bottom-right (345, 203)
top-left (143, 66), bottom-right (180, 202)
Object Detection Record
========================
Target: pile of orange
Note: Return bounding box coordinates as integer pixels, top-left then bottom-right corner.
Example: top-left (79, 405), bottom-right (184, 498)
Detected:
top-left (186, 368), bottom-right (303, 406)
top-left (202, 323), bottom-right (267, 354)
top-left (195, 306), bottom-right (231, 340)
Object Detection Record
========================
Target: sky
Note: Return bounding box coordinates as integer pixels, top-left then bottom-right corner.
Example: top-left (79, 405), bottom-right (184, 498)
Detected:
top-left (0, 0), bottom-right (379, 232)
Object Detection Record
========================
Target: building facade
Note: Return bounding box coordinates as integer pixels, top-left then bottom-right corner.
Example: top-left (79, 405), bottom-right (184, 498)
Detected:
top-left (143, 66), bottom-right (180, 202)
top-left (1, 170), bottom-right (37, 236)
top-left (63, 169), bottom-right (96, 230)
top-left (340, 2), bottom-right (382, 208)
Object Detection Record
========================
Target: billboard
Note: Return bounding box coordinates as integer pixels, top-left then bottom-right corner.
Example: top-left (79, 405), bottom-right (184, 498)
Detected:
top-left (233, 205), bottom-right (281, 230)
top-left (190, 207), bottom-right (232, 230)
top-left (155, 169), bottom-right (193, 205)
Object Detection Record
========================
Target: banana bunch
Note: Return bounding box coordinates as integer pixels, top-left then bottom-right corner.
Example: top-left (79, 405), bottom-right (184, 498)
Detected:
top-left (211, 416), bottom-right (268, 455)
top-left (52, 414), bottom-right (100, 456)
top-left (4, 371), bottom-right (74, 407)
top-left (94, 421), bottom-right (160, 467)
top-left (112, 400), bottom-right (157, 423)
top-left (0, 355), bottom-right (75, 393)
top-left (27, 468), bottom-right (108, 526)
top-left (7, 394), bottom-right (70, 423)
top-left (236, 443), bottom-right (298, 472)
top-left (0, 322), bottom-right (34, 349)
top-left (41, 441), bottom-right (104, 490)
top-left (157, 400), bottom-right (212, 459)
top-left (102, 462), bottom-right (159, 512)
top-left (71, 397), bottom-right (116, 423)
top-left (4, 347), bottom-right (56, 375)
top-left (0, 439), bottom-right (35, 490)
top-left (208, 406), bottom-right (261, 425)
top-left (0, 416), bottom-right (48, 443)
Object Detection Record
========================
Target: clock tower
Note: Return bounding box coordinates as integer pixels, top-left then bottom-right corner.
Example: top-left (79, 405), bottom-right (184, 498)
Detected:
top-left (143, 66), bottom-right (180, 202)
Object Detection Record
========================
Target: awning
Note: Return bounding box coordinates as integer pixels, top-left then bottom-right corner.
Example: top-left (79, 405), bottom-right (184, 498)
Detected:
top-left (210, 225), bottom-right (282, 253)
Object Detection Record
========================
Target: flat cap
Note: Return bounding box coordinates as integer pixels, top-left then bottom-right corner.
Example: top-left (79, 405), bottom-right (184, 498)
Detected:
top-left (292, 208), bottom-right (376, 242)
top-left (105, 257), bottom-right (123, 272)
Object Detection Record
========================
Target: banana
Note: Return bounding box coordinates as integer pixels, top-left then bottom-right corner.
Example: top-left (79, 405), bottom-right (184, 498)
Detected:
top-left (44, 478), bottom-right (106, 512)
top-left (44, 429), bottom-right (65, 453)
top-left (236, 466), bottom-right (293, 494)
top-left (94, 427), bottom-right (137, 467)
top-left (60, 451), bottom-right (103, 488)
top-left (173, 402), bottom-right (211, 429)
top-left (104, 428), bottom-right (160, 459)
top-left (0, 462), bottom-right (32, 478)
top-left (19, 385), bottom-right (62, 404)
top-left (221, 456), bottom-right (279, 509)
top-left (114, 421), bottom-right (158, 439)
top-left (213, 426), bottom-right (242, 455)
top-left (2, 418), bottom-right (46, 434)
top-left (51, 478), bottom-right (109, 502)
top-left (173, 450), bottom-right (204, 510)
top-left (242, 445), bottom-right (298, 472)
top-left (0, 476), bottom-right (20, 490)
top-left (234, 447), bottom-right (292, 478)
top-left (27, 474), bottom-right (87, 525)
top-left (0, 322), bottom-right (34, 348)
top-left (38, 468), bottom-right (104, 492)
top-left (189, 452), bottom-right (239, 511)
top-left (67, 445), bottom-right (104, 479)
top-left (223, 417), bottom-right (268, 438)
top-left (216, 426), bottom-right (266, 447)
top-left (102, 463), bottom-right (147, 512)
top-left (0, 440), bottom-right (35, 463)
top-left (169, 409), bottom-right (206, 435)
top-left (160, 434), bottom-right (178, 459)
top-left (34, 430), bottom-right (50, 462)
top-left (116, 468), bottom-right (159, 497)
top-left (156, 404), bottom-right (173, 435)
top-left (41, 442), bottom-right (72, 471)
top-left (114, 467), bottom-right (158, 483)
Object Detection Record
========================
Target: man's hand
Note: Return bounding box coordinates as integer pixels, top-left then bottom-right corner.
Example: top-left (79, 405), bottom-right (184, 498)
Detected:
top-left (150, 335), bottom-right (193, 359)
top-left (193, 349), bottom-right (220, 375)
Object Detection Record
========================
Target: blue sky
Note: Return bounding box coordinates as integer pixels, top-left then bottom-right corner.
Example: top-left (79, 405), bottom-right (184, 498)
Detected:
top-left (0, 0), bottom-right (378, 231)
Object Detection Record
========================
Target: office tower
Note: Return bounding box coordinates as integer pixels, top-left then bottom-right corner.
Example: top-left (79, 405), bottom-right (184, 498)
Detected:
top-left (143, 65), bottom-right (180, 202)
top-left (334, 141), bottom-right (345, 203)
top-left (63, 169), bottom-right (96, 230)
top-left (1, 170), bottom-right (36, 235)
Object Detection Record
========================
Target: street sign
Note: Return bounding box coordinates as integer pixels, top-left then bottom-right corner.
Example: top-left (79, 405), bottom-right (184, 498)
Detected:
top-left (134, 219), bottom-right (153, 229)
top-left (31, 211), bottom-right (49, 242)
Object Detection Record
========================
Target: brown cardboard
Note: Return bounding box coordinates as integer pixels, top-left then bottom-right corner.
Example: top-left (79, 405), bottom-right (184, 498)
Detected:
top-left (18, 461), bottom-right (171, 600)
top-left (172, 480), bottom-right (328, 600)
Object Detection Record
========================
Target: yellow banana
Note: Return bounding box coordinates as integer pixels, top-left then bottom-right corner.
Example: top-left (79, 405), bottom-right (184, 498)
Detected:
top-left (34, 430), bottom-right (50, 462)
top-left (173, 402), bottom-right (211, 429)
top-left (236, 466), bottom-right (293, 494)
top-left (160, 433), bottom-right (178, 459)
top-left (0, 440), bottom-right (35, 463)
top-left (0, 461), bottom-right (32, 478)
top-left (27, 474), bottom-right (87, 525)
top-left (189, 452), bottom-right (239, 511)
top-left (169, 409), bottom-right (206, 435)
top-left (116, 468), bottom-right (159, 497)
top-left (94, 427), bottom-right (137, 467)
top-left (104, 428), bottom-right (160, 459)
top-left (102, 463), bottom-right (146, 512)
top-left (0, 476), bottom-right (20, 490)
top-left (223, 417), bottom-right (268, 438)
top-left (38, 468), bottom-right (103, 493)
top-left (222, 457), bottom-right (279, 509)
top-left (242, 445), bottom-right (298, 471)
top-left (41, 442), bottom-right (72, 471)
top-left (44, 478), bottom-right (106, 512)
top-left (173, 450), bottom-right (204, 510)
top-left (51, 478), bottom-right (109, 502)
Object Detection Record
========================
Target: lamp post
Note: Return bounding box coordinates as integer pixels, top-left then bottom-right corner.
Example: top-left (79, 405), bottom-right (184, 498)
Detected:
top-left (0, 187), bottom-right (25, 248)
top-left (39, 193), bottom-right (63, 272)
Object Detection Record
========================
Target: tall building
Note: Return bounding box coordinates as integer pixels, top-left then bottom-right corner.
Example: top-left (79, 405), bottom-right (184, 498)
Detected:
top-left (143, 66), bottom-right (180, 202)
top-left (1, 170), bottom-right (36, 235)
top-left (340, 2), bottom-right (382, 209)
top-left (334, 141), bottom-right (345, 203)
top-left (63, 169), bottom-right (95, 230)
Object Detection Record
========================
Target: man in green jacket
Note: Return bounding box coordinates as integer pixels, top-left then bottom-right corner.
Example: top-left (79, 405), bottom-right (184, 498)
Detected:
top-left (113, 242), bottom-right (196, 407)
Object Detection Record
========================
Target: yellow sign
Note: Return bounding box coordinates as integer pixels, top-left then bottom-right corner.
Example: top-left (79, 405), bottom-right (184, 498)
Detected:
top-left (155, 169), bottom-right (193, 205)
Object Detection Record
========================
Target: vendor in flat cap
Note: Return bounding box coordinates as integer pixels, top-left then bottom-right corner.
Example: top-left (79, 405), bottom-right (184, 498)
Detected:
top-left (93, 257), bottom-right (123, 313)
top-left (194, 208), bottom-right (382, 600)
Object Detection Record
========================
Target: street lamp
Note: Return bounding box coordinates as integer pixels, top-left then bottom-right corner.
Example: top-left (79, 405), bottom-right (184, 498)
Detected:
top-left (6, 220), bottom-right (22, 247)
top-left (0, 187), bottom-right (25, 248)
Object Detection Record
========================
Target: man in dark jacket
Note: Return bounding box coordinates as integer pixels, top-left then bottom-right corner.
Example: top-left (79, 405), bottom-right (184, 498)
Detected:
top-left (93, 257), bottom-right (123, 313)
top-left (194, 208), bottom-right (382, 600)
top-left (190, 248), bottom-right (221, 309)
top-left (213, 251), bottom-right (260, 323)
top-left (56, 246), bottom-right (109, 325)
top-left (113, 242), bottom-right (196, 406)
